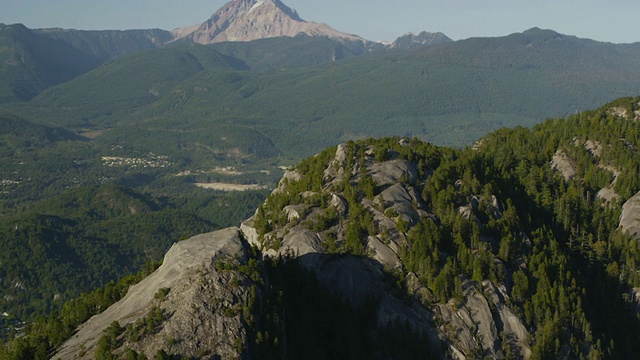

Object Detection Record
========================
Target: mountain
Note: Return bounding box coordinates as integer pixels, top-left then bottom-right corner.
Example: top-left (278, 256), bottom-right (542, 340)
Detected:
top-left (176, 0), bottom-right (371, 46)
top-left (11, 96), bottom-right (638, 359)
top-left (0, 24), bottom-right (177, 105)
top-left (390, 31), bottom-right (453, 48)
top-left (35, 28), bottom-right (173, 63)
top-left (209, 34), bottom-right (369, 71)
top-left (0, 24), bottom-right (100, 103)
top-left (8, 27), bottom-right (640, 160)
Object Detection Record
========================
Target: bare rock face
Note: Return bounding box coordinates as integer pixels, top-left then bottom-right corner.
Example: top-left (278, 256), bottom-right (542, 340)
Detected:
top-left (273, 169), bottom-right (302, 193)
top-left (375, 183), bottom-right (421, 225)
top-left (323, 143), bottom-right (352, 186)
top-left (584, 139), bottom-right (603, 158)
top-left (483, 281), bottom-right (531, 359)
top-left (283, 204), bottom-right (305, 221)
top-left (53, 228), bottom-right (254, 360)
top-left (182, 0), bottom-right (368, 44)
top-left (390, 31), bottom-right (453, 49)
top-left (279, 225), bottom-right (324, 256)
top-left (368, 159), bottom-right (418, 186)
top-left (240, 216), bottom-right (260, 247)
top-left (434, 280), bottom-right (531, 360)
top-left (367, 235), bottom-right (401, 269)
top-left (550, 149), bottom-right (578, 181)
top-left (620, 191), bottom-right (640, 239)
top-left (597, 187), bottom-right (620, 204)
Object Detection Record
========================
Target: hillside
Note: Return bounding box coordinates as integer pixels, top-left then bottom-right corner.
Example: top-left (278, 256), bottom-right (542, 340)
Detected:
top-left (6, 27), bottom-right (640, 159)
top-left (35, 28), bottom-right (173, 63)
top-left (5, 97), bottom-right (640, 359)
top-left (0, 113), bottom-right (273, 336)
top-left (0, 24), bottom-right (100, 103)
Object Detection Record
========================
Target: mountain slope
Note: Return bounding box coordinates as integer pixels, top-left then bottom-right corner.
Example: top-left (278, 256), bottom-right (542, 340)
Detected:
top-left (0, 24), bottom-right (100, 103)
top-left (9, 27), bottom-right (640, 159)
top-left (36, 28), bottom-right (173, 63)
top-left (179, 0), bottom-right (370, 45)
top-left (390, 31), bottom-right (453, 48)
top-left (11, 97), bottom-right (638, 359)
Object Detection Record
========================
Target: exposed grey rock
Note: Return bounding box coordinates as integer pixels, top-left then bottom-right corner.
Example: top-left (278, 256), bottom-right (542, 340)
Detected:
top-left (390, 31), bottom-right (453, 49)
top-left (483, 281), bottom-right (531, 359)
top-left (620, 191), bottom-right (640, 239)
top-left (54, 228), bottom-right (250, 360)
top-left (368, 159), bottom-right (418, 186)
top-left (323, 144), bottom-right (351, 186)
top-left (405, 272), bottom-right (435, 304)
top-left (273, 169), bottom-right (302, 193)
top-left (491, 195), bottom-right (503, 219)
top-left (611, 106), bottom-right (628, 119)
top-left (457, 205), bottom-right (474, 220)
top-left (584, 139), bottom-right (603, 157)
top-left (182, 0), bottom-right (371, 45)
top-left (330, 193), bottom-right (347, 214)
top-left (240, 216), bottom-right (260, 248)
top-left (283, 204), bottom-right (306, 221)
top-left (367, 235), bottom-right (401, 269)
top-left (375, 183), bottom-right (421, 225)
top-left (551, 149), bottom-right (578, 181)
top-left (627, 288), bottom-right (640, 315)
top-left (279, 225), bottom-right (324, 256)
top-left (298, 253), bottom-right (386, 308)
top-left (597, 187), bottom-right (620, 204)
top-left (432, 280), bottom-right (531, 359)
top-left (362, 199), bottom-right (407, 250)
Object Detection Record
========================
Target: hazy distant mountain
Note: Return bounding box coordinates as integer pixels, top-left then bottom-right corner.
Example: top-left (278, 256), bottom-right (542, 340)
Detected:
top-left (390, 31), bottom-right (452, 48)
top-left (36, 28), bottom-right (173, 63)
top-left (175, 0), bottom-right (371, 45)
top-left (12, 27), bottom-right (640, 154)
top-left (0, 23), bottom-right (99, 103)
top-left (0, 24), bottom-right (176, 104)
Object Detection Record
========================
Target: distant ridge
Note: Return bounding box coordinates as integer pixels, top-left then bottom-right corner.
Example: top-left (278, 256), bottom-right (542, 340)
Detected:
top-left (390, 31), bottom-right (452, 48)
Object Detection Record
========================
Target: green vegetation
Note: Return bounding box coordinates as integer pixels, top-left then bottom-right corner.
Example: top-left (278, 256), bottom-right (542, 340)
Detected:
top-left (253, 255), bottom-right (438, 360)
top-left (0, 24), bottom-right (99, 103)
top-left (4, 28), bottom-right (640, 160)
top-left (253, 97), bottom-right (640, 359)
top-left (2, 21), bottom-right (640, 358)
top-left (0, 163), bottom-right (268, 337)
top-left (0, 263), bottom-right (159, 359)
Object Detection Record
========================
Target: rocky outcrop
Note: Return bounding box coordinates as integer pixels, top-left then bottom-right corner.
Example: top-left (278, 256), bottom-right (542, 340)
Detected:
top-left (620, 191), bottom-right (640, 239)
top-left (434, 280), bottom-right (531, 360)
top-left (368, 159), bottom-right (418, 186)
top-left (279, 225), bottom-right (324, 256)
top-left (584, 139), bottom-right (603, 158)
top-left (483, 281), bottom-right (531, 359)
top-left (367, 235), bottom-right (402, 269)
top-left (53, 228), bottom-right (255, 360)
top-left (551, 149), bottom-right (578, 181)
top-left (375, 183), bottom-right (422, 225)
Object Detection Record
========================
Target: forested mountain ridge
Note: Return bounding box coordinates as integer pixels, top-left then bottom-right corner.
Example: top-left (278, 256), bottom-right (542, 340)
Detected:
top-left (6, 27), bottom-right (640, 158)
top-left (0, 24), bottom-right (100, 103)
top-left (6, 96), bottom-right (640, 359)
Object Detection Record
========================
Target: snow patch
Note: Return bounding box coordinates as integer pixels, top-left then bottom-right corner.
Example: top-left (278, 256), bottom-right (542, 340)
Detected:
top-left (249, 0), bottom-right (265, 13)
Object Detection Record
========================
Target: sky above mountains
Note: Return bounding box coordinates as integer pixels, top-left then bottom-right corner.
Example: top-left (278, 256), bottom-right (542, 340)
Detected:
top-left (1, 0), bottom-right (639, 44)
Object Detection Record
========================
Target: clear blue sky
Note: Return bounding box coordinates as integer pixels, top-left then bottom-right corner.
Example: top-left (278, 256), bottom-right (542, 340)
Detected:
top-left (1, 0), bottom-right (638, 44)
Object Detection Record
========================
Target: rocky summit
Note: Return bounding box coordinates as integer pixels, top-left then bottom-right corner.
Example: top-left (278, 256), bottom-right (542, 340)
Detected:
top-left (175, 0), bottom-right (368, 44)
